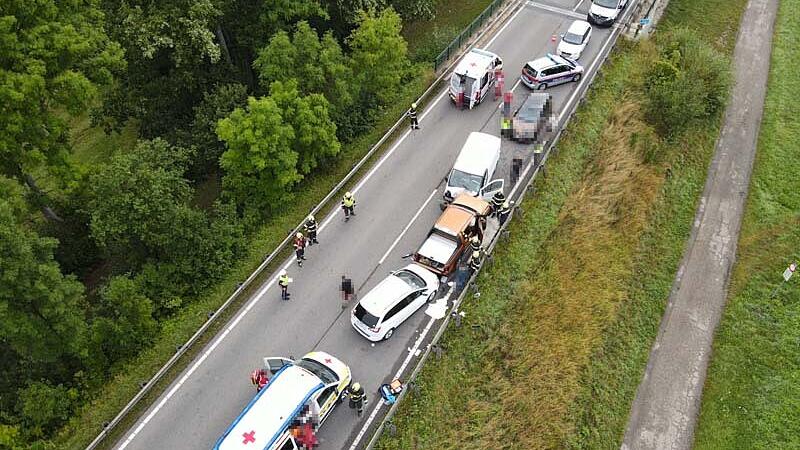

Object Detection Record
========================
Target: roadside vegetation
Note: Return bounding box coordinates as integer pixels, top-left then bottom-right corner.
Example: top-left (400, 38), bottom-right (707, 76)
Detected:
top-left (376, 0), bottom-right (746, 448)
top-left (0, 0), bottom-right (499, 448)
top-left (694, 0), bottom-right (800, 447)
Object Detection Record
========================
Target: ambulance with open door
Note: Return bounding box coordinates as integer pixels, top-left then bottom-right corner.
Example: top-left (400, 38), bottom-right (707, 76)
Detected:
top-left (213, 352), bottom-right (351, 450)
top-left (448, 48), bottom-right (503, 109)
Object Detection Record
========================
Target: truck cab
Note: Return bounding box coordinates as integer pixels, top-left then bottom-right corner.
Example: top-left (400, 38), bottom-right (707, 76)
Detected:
top-left (413, 194), bottom-right (491, 277)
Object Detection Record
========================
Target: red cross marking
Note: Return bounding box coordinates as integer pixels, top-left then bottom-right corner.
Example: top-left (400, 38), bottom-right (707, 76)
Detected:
top-left (242, 430), bottom-right (256, 444)
top-left (324, 358), bottom-right (332, 364)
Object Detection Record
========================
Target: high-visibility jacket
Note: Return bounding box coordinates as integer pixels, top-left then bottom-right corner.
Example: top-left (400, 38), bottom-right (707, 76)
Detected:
top-left (279, 275), bottom-right (290, 287)
top-left (342, 196), bottom-right (356, 208)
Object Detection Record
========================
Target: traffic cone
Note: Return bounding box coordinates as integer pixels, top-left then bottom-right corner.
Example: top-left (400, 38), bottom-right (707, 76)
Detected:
top-left (551, 34), bottom-right (557, 42)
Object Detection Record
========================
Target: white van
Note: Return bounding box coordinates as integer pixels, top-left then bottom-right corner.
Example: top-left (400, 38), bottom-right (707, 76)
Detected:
top-left (449, 48), bottom-right (503, 109)
top-left (214, 352), bottom-right (351, 450)
top-left (443, 132), bottom-right (504, 204)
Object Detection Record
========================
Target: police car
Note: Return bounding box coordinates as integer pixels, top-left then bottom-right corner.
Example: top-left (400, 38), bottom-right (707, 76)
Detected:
top-left (214, 352), bottom-right (351, 450)
top-left (520, 54), bottom-right (584, 90)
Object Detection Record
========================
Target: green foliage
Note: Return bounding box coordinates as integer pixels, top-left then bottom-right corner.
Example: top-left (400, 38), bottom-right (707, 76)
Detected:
top-left (0, 0), bottom-right (123, 182)
top-left (0, 423), bottom-right (22, 450)
top-left (188, 83), bottom-right (249, 178)
top-left (0, 182), bottom-right (88, 365)
top-left (88, 276), bottom-right (157, 374)
top-left (644, 28), bottom-right (731, 138)
top-left (217, 97), bottom-right (301, 214)
top-left (347, 8), bottom-right (410, 106)
top-left (269, 80), bottom-right (340, 174)
top-left (16, 382), bottom-right (79, 439)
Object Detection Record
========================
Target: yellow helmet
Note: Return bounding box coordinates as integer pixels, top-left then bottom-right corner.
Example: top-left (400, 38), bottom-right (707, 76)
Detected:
top-left (307, 214), bottom-right (315, 222)
top-left (344, 191), bottom-right (353, 199)
top-left (471, 236), bottom-right (480, 245)
top-left (296, 232), bottom-right (303, 239)
top-left (411, 102), bottom-right (417, 109)
top-left (472, 251), bottom-right (481, 259)
top-left (352, 382), bottom-right (361, 391)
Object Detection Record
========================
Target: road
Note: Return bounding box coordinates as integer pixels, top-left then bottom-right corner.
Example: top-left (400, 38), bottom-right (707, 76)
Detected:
top-left (113, 1), bottom-right (629, 449)
top-left (621, 0), bottom-right (779, 448)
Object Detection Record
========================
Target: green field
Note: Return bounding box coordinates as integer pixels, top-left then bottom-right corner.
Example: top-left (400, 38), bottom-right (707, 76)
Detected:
top-left (694, 0), bottom-right (800, 447)
top-left (375, 0), bottom-right (748, 448)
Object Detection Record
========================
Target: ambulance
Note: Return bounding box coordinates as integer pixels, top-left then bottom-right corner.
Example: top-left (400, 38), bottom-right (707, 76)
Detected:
top-left (213, 352), bottom-right (351, 450)
top-left (448, 48), bottom-right (503, 109)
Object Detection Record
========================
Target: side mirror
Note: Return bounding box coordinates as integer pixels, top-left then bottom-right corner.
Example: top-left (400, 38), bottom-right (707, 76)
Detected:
top-left (560, 33), bottom-right (564, 38)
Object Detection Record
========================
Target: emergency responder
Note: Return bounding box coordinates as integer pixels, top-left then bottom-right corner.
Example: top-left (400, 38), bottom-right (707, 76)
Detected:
top-left (345, 382), bottom-right (367, 417)
top-left (470, 235), bottom-right (482, 256)
top-left (408, 102), bottom-right (420, 130)
top-left (250, 368), bottom-right (269, 392)
top-left (304, 215), bottom-right (318, 245)
top-left (501, 117), bottom-right (512, 139)
top-left (497, 200), bottom-right (511, 225)
top-left (293, 232), bottom-right (307, 267)
top-left (279, 269), bottom-right (291, 300)
top-left (341, 275), bottom-right (354, 309)
top-left (342, 192), bottom-right (356, 221)
top-left (490, 190), bottom-right (506, 217)
top-left (469, 250), bottom-right (482, 272)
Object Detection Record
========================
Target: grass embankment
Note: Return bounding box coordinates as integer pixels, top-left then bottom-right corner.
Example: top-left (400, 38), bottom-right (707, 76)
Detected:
top-left (56, 4), bottom-right (500, 449)
top-left (694, 1), bottom-right (800, 448)
top-left (376, 0), bottom-right (747, 448)
top-left (402, 0), bottom-right (493, 63)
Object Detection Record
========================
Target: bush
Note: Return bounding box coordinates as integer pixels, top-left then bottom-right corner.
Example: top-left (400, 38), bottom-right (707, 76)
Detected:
top-left (16, 382), bottom-right (79, 439)
top-left (644, 28), bottom-right (731, 137)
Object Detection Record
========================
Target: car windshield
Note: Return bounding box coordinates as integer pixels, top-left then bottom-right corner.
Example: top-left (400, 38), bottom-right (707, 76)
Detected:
top-left (563, 31), bottom-right (584, 45)
top-left (594, 0), bottom-right (617, 8)
top-left (296, 358), bottom-right (339, 384)
top-left (448, 169), bottom-right (484, 193)
top-left (394, 270), bottom-right (425, 289)
top-left (354, 303), bottom-right (379, 328)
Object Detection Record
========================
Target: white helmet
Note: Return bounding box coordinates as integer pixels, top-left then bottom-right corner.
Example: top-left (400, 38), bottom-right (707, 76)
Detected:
top-left (411, 102), bottom-right (417, 109)
top-left (308, 214), bottom-right (315, 222)
top-left (472, 251), bottom-right (481, 259)
top-left (280, 269), bottom-right (287, 276)
top-left (296, 232), bottom-right (303, 239)
top-left (344, 191), bottom-right (353, 199)
top-left (352, 382), bottom-right (361, 391)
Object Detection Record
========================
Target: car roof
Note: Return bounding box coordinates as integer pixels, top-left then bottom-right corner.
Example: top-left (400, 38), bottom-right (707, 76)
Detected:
top-left (451, 193), bottom-right (491, 216)
top-left (453, 132), bottom-right (501, 175)
top-left (359, 271), bottom-right (418, 314)
top-left (527, 53), bottom-right (571, 70)
top-left (453, 48), bottom-right (498, 79)
top-left (435, 204), bottom-right (476, 236)
top-left (214, 365), bottom-right (323, 450)
top-left (567, 20), bottom-right (591, 34)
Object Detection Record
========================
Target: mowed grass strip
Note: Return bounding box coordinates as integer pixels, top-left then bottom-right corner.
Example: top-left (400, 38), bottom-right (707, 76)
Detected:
top-left (694, 0), bottom-right (800, 447)
top-left (377, 0), bottom-right (749, 447)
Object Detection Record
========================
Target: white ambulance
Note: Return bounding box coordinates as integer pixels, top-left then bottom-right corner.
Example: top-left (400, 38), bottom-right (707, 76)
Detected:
top-left (213, 352), bottom-right (351, 450)
top-left (448, 48), bottom-right (503, 109)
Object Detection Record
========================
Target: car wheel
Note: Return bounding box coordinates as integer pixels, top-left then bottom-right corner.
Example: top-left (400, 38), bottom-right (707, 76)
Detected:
top-left (383, 328), bottom-right (395, 340)
top-left (537, 83), bottom-right (548, 90)
top-left (573, 73), bottom-right (582, 82)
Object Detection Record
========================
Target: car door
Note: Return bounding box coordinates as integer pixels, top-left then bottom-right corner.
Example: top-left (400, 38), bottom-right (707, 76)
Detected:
top-left (398, 291), bottom-right (424, 323)
top-left (551, 65), bottom-right (569, 86)
top-left (314, 382), bottom-right (339, 422)
top-left (479, 179), bottom-right (505, 201)
top-left (381, 299), bottom-right (407, 331)
top-left (263, 357), bottom-right (293, 377)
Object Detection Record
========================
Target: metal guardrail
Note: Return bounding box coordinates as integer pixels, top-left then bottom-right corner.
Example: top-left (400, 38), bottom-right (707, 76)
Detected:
top-left (84, 2), bottom-right (519, 450)
top-left (434, 0), bottom-right (505, 71)
top-left (363, 2), bottom-right (642, 447)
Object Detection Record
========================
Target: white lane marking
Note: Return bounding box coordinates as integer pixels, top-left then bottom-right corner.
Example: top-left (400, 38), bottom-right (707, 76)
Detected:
top-left (573, 0), bottom-right (586, 11)
top-left (485, 2), bottom-right (527, 48)
top-left (348, 286), bottom-right (456, 450)
top-left (115, 4), bottom-right (534, 447)
top-left (525, 1), bottom-right (586, 19)
top-left (378, 189), bottom-right (438, 265)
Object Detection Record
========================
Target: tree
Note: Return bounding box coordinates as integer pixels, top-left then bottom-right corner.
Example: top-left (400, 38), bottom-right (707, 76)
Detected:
top-left (269, 80), bottom-right (340, 174)
top-left (0, 1), bottom-right (124, 216)
top-left (84, 139), bottom-right (193, 264)
top-left (347, 8), bottom-right (409, 106)
top-left (217, 97), bottom-right (301, 214)
top-left (188, 83), bottom-right (249, 178)
top-left (16, 381), bottom-right (79, 439)
top-left (88, 275), bottom-right (157, 372)
top-left (0, 179), bottom-right (88, 365)
top-left (253, 31), bottom-right (297, 88)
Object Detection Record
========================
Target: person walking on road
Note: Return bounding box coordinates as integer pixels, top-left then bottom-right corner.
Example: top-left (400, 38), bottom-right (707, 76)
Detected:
top-left (293, 232), bottom-right (307, 267)
top-left (278, 269), bottom-right (292, 301)
top-left (469, 250), bottom-right (482, 272)
top-left (342, 192), bottom-right (357, 221)
top-left (490, 190), bottom-right (506, 217)
top-left (341, 275), bottom-right (354, 309)
top-left (408, 102), bottom-right (420, 130)
top-left (345, 382), bottom-right (367, 417)
top-left (304, 215), bottom-right (319, 245)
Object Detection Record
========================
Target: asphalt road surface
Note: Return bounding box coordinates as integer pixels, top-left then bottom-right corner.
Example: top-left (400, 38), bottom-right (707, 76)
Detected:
top-left (621, 0), bottom-right (778, 448)
top-left (114, 1), bottom-right (629, 449)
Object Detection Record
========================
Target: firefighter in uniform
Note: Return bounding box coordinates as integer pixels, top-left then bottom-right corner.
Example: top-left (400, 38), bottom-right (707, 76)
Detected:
top-left (345, 382), bottom-right (367, 417)
top-left (279, 269), bottom-right (291, 300)
top-left (408, 103), bottom-right (420, 130)
top-left (490, 190), bottom-right (506, 217)
top-left (497, 200), bottom-right (511, 225)
top-left (293, 232), bottom-right (307, 267)
top-left (470, 235), bottom-right (482, 256)
top-left (304, 215), bottom-right (318, 245)
top-left (469, 250), bottom-right (482, 272)
top-left (342, 192), bottom-right (357, 221)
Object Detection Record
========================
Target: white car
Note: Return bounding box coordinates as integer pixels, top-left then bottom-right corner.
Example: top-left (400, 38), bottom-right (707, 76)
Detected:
top-left (351, 264), bottom-right (439, 341)
top-left (587, 0), bottom-right (628, 27)
top-left (557, 20), bottom-right (592, 60)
